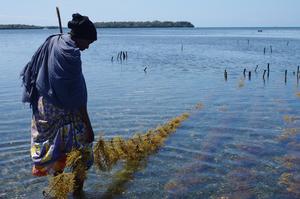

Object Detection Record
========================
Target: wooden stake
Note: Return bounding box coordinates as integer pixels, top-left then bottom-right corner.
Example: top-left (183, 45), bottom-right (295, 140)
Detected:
top-left (267, 63), bottom-right (270, 78)
top-left (255, 65), bottom-right (258, 73)
top-left (263, 70), bottom-right (266, 79)
top-left (297, 66), bottom-right (300, 86)
top-left (285, 70), bottom-right (287, 84)
top-left (56, 7), bottom-right (63, 34)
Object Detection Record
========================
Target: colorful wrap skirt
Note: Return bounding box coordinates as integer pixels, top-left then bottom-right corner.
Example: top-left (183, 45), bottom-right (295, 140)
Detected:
top-left (30, 96), bottom-right (93, 176)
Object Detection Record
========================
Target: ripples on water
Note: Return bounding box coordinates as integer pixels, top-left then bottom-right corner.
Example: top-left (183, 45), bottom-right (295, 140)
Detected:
top-left (0, 28), bottom-right (300, 198)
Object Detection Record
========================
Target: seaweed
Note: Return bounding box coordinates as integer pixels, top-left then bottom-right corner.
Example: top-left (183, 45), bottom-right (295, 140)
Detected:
top-left (103, 160), bottom-right (145, 197)
top-left (44, 113), bottom-right (190, 198)
top-left (238, 78), bottom-right (245, 88)
top-left (276, 119), bottom-right (300, 197)
top-left (278, 172), bottom-right (300, 196)
top-left (44, 149), bottom-right (90, 198)
top-left (93, 113), bottom-right (190, 171)
top-left (45, 173), bottom-right (75, 199)
top-left (283, 115), bottom-right (300, 123)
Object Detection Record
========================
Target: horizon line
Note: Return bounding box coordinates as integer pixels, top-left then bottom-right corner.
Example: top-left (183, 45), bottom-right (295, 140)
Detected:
top-left (0, 23), bottom-right (299, 29)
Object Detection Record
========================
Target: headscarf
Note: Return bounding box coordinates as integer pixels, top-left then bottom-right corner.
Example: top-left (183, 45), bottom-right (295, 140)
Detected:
top-left (68, 13), bottom-right (97, 41)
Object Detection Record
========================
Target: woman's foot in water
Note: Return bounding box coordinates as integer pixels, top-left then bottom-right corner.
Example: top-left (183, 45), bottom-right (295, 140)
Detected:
top-left (73, 178), bottom-right (84, 197)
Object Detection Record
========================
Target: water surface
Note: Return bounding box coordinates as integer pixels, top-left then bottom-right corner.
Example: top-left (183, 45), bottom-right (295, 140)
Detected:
top-left (0, 27), bottom-right (300, 198)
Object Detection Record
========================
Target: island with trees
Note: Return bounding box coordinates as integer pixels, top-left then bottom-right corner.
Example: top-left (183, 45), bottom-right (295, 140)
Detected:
top-left (0, 21), bottom-right (194, 29)
top-left (93, 21), bottom-right (194, 28)
top-left (0, 24), bottom-right (42, 29)
top-left (0, 24), bottom-right (59, 29)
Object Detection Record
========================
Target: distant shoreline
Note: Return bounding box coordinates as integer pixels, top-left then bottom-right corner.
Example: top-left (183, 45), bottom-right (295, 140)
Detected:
top-left (0, 24), bottom-right (299, 30)
top-left (94, 21), bottom-right (194, 28)
top-left (0, 21), bottom-right (194, 29)
top-left (0, 24), bottom-right (58, 30)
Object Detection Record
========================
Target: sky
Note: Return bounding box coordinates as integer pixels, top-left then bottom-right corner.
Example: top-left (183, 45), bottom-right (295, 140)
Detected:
top-left (0, 0), bottom-right (299, 27)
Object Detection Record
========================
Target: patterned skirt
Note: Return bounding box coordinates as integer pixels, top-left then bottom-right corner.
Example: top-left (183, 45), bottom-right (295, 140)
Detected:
top-left (30, 96), bottom-right (93, 176)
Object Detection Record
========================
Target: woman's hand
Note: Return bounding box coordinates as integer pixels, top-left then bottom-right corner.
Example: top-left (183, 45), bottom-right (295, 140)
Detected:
top-left (85, 126), bottom-right (94, 143)
top-left (80, 106), bottom-right (94, 143)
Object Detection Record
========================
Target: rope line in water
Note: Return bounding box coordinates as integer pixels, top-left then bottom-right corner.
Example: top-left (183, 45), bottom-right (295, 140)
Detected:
top-left (45, 112), bottom-right (190, 198)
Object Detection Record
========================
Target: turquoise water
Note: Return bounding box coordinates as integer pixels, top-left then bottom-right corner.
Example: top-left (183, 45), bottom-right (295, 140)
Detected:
top-left (0, 27), bottom-right (300, 198)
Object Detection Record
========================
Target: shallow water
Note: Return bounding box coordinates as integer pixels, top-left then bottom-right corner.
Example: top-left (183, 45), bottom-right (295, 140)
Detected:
top-left (0, 27), bottom-right (300, 198)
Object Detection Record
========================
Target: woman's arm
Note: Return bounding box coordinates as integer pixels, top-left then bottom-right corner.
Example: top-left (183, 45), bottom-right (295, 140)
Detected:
top-left (79, 106), bottom-right (94, 143)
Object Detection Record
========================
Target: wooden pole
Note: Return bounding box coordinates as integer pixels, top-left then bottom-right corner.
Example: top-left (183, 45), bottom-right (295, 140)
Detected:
top-left (285, 70), bottom-right (287, 84)
top-left (255, 65), bottom-right (259, 73)
top-left (56, 7), bottom-right (63, 34)
top-left (267, 63), bottom-right (270, 78)
top-left (263, 70), bottom-right (266, 79)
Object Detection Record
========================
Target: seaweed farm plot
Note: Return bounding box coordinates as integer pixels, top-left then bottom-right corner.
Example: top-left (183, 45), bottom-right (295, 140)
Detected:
top-left (44, 113), bottom-right (190, 198)
top-left (276, 117), bottom-right (300, 197)
top-left (162, 100), bottom-right (300, 199)
top-left (1, 28), bottom-right (300, 198)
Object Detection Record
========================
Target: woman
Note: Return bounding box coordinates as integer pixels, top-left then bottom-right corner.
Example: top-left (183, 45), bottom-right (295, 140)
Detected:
top-left (21, 13), bottom-right (97, 193)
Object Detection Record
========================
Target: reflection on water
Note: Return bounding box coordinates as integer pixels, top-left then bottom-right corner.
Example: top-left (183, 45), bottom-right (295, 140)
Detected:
top-left (0, 27), bottom-right (300, 198)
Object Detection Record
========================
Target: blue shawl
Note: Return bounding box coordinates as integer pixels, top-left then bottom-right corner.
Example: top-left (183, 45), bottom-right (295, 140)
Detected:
top-left (21, 34), bottom-right (87, 111)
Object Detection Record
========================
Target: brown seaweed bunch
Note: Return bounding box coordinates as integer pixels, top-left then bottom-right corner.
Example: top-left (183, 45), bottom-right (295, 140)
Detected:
top-left (68, 149), bottom-right (90, 184)
top-left (45, 173), bottom-right (75, 199)
top-left (103, 160), bottom-right (145, 197)
top-left (279, 172), bottom-right (300, 196)
top-left (283, 115), bottom-right (300, 123)
top-left (278, 128), bottom-right (299, 142)
top-left (94, 113), bottom-right (190, 171)
top-left (44, 149), bottom-right (90, 198)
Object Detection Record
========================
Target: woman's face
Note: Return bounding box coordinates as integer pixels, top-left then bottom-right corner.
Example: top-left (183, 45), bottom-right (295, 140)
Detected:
top-left (74, 38), bottom-right (94, 51)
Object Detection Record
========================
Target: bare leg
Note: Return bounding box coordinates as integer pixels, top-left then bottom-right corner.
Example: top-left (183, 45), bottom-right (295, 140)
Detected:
top-left (73, 176), bottom-right (84, 195)
top-left (72, 163), bottom-right (86, 197)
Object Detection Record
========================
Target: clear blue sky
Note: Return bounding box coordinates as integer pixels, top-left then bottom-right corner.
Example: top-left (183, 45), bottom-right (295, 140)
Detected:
top-left (0, 0), bottom-right (299, 27)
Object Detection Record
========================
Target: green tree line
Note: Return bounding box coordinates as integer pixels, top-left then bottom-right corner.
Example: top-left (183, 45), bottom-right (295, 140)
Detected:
top-left (0, 21), bottom-right (194, 29)
top-left (94, 21), bottom-right (194, 28)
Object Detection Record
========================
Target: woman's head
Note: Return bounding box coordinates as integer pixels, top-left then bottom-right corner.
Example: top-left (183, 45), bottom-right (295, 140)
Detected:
top-left (68, 13), bottom-right (97, 51)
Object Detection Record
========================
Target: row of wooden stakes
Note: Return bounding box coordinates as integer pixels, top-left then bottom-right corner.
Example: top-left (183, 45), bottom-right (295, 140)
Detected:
top-left (111, 51), bottom-right (128, 62)
top-left (224, 64), bottom-right (300, 83)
